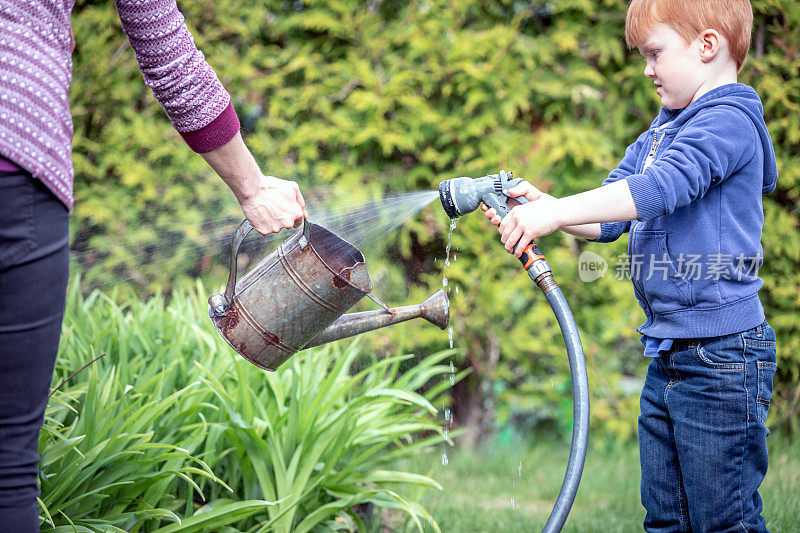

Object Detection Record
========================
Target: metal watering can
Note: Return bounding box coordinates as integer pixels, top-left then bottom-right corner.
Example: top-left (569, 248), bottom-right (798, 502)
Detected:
top-left (209, 220), bottom-right (450, 371)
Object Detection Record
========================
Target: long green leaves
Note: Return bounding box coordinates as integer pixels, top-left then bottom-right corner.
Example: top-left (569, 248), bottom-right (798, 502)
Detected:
top-left (40, 281), bottom-right (457, 531)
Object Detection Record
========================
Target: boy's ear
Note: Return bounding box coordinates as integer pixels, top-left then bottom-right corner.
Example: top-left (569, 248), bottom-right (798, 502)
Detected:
top-left (698, 29), bottom-right (722, 63)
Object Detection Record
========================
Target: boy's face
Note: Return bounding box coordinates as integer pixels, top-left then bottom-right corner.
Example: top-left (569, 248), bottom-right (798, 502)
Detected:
top-left (638, 23), bottom-right (705, 109)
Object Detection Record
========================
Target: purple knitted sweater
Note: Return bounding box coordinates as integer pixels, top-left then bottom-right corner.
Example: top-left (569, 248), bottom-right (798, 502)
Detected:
top-left (0, 0), bottom-right (241, 210)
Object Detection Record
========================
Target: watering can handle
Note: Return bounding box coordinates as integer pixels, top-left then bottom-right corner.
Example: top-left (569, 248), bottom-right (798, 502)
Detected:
top-left (224, 219), bottom-right (254, 303)
top-left (224, 219), bottom-right (312, 304)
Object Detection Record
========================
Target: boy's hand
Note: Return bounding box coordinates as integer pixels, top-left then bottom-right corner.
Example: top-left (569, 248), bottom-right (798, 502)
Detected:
top-left (499, 201), bottom-right (562, 257)
top-left (479, 180), bottom-right (561, 257)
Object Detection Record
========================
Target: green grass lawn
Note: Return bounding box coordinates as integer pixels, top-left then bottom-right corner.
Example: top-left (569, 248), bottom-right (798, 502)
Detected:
top-left (402, 433), bottom-right (800, 532)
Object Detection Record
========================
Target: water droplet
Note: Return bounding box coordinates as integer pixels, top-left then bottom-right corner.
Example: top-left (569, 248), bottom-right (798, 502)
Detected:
top-left (455, 286), bottom-right (459, 293)
top-left (450, 361), bottom-right (455, 373)
top-left (519, 462), bottom-right (522, 477)
top-left (448, 326), bottom-right (454, 348)
top-left (442, 452), bottom-right (449, 466)
top-left (454, 253), bottom-right (457, 261)
top-left (442, 277), bottom-right (448, 287)
top-left (450, 374), bottom-right (455, 385)
top-left (511, 498), bottom-right (515, 510)
top-left (444, 408), bottom-right (451, 422)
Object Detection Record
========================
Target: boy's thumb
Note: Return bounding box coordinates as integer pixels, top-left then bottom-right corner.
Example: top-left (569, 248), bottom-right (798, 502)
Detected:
top-left (509, 182), bottom-right (539, 200)
top-left (508, 183), bottom-right (526, 195)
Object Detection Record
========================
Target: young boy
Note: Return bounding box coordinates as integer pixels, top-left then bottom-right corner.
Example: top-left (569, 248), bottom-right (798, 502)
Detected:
top-left (483, 0), bottom-right (778, 530)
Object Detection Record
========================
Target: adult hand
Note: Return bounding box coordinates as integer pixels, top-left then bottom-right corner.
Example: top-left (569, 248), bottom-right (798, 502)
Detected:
top-left (237, 174), bottom-right (308, 235)
top-left (200, 132), bottom-right (308, 235)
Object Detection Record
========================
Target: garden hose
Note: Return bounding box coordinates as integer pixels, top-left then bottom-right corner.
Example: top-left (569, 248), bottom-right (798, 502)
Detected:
top-left (439, 171), bottom-right (590, 532)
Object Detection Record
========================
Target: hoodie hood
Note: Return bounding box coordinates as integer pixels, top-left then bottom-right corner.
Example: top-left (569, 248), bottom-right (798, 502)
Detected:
top-left (653, 84), bottom-right (778, 194)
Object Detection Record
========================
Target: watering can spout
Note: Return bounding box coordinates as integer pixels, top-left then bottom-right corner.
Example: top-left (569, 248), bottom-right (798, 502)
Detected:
top-left (304, 289), bottom-right (449, 349)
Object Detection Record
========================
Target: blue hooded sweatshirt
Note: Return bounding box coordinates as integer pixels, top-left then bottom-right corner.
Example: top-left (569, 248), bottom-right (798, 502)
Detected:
top-left (590, 83), bottom-right (778, 339)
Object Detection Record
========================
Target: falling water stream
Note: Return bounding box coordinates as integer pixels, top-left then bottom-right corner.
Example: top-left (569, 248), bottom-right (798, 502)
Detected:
top-left (440, 217), bottom-right (458, 467)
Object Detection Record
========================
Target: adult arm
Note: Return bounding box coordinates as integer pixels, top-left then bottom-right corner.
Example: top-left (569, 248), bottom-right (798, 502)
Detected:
top-left (200, 132), bottom-right (307, 233)
top-left (113, 0), bottom-right (305, 233)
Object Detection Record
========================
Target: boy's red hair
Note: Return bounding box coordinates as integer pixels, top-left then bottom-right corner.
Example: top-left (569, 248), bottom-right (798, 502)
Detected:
top-left (625, 0), bottom-right (753, 71)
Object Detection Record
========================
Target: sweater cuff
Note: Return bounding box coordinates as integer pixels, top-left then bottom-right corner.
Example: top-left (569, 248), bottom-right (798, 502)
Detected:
top-left (587, 221), bottom-right (626, 243)
top-left (179, 101), bottom-right (240, 154)
top-left (626, 173), bottom-right (666, 221)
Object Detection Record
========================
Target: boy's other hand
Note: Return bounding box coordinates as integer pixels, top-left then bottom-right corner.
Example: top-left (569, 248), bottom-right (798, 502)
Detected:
top-left (498, 200), bottom-right (562, 257)
top-left (478, 180), bottom-right (561, 257)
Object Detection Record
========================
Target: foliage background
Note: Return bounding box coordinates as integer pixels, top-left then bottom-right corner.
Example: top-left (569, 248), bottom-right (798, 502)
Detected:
top-left (69, 0), bottom-right (800, 444)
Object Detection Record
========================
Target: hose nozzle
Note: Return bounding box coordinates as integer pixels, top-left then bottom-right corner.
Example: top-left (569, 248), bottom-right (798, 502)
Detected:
top-left (437, 170), bottom-right (552, 278)
top-left (438, 170), bottom-right (518, 219)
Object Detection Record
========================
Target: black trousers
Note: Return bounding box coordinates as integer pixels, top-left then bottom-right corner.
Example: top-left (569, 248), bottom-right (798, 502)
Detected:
top-left (0, 171), bottom-right (69, 531)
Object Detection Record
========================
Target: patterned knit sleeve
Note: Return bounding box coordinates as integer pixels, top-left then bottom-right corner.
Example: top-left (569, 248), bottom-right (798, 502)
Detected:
top-left (114, 0), bottom-right (240, 153)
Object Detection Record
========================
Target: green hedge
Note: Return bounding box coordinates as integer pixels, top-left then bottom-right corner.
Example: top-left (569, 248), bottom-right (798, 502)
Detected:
top-left (69, 0), bottom-right (800, 438)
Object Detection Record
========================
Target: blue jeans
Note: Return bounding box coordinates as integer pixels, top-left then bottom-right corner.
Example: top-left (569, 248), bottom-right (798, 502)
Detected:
top-left (639, 320), bottom-right (777, 532)
top-left (0, 171), bottom-right (69, 532)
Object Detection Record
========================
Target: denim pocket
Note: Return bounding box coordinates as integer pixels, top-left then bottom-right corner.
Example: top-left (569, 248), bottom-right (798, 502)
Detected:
top-left (0, 174), bottom-right (36, 269)
top-left (694, 332), bottom-right (745, 370)
top-left (630, 230), bottom-right (694, 314)
top-left (743, 322), bottom-right (778, 424)
top-left (743, 321), bottom-right (777, 349)
top-left (756, 361), bottom-right (777, 424)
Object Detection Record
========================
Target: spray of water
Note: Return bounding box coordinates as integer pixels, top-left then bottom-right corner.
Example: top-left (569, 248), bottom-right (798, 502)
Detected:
top-left (235, 189), bottom-right (440, 274)
top-left (308, 190), bottom-right (439, 251)
top-left (71, 188), bottom-right (440, 291)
